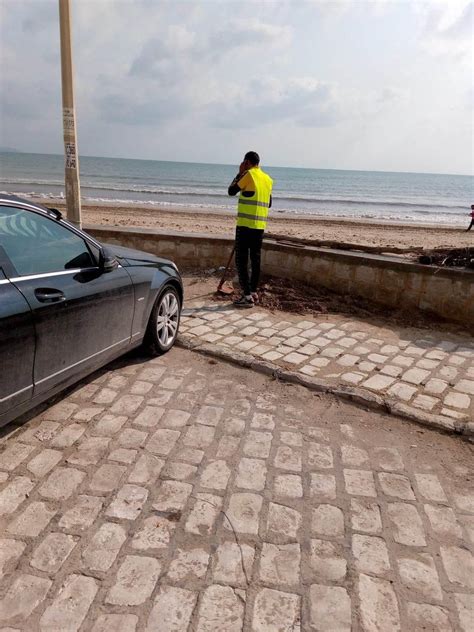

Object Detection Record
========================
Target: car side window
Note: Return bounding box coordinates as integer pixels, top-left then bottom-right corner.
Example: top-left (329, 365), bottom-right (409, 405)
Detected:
top-left (0, 205), bottom-right (95, 276)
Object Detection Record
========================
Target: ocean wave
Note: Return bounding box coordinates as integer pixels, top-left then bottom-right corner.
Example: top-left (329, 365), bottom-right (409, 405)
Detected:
top-left (0, 177), bottom-right (466, 211)
top-left (4, 190), bottom-right (466, 225)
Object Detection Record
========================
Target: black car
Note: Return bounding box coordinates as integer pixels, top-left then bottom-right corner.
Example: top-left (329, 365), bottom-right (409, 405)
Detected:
top-left (0, 194), bottom-right (183, 428)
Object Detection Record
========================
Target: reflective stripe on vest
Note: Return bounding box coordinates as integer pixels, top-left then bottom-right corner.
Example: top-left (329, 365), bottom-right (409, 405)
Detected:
top-left (236, 167), bottom-right (273, 230)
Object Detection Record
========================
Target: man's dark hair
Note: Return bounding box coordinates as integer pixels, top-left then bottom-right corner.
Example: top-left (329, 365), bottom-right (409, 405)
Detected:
top-left (244, 151), bottom-right (260, 165)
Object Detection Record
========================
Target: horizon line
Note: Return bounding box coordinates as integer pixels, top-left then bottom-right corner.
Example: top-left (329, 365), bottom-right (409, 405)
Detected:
top-left (0, 149), bottom-right (472, 179)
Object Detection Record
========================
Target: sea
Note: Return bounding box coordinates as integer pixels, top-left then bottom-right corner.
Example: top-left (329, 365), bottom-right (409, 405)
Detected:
top-left (0, 152), bottom-right (472, 226)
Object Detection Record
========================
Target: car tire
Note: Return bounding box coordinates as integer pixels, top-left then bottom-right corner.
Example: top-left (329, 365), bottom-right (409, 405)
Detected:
top-left (144, 285), bottom-right (181, 355)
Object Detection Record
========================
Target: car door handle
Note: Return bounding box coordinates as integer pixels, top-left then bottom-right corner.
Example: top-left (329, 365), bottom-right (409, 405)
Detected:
top-left (34, 288), bottom-right (66, 303)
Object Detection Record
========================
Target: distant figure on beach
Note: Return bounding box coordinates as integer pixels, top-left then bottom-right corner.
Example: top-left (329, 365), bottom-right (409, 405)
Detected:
top-left (228, 151), bottom-right (273, 308)
top-left (466, 204), bottom-right (474, 231)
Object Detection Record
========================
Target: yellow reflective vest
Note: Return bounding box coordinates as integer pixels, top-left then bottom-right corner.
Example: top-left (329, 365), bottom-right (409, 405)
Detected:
top-left (237, 167), bottom-right (273, 230)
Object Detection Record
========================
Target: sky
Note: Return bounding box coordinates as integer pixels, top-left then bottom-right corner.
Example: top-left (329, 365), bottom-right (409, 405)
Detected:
top-left (0, 0), bottom-right (472, 174)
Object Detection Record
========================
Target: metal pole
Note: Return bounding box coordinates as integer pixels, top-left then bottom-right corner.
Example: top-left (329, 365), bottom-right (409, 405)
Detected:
top-left (58, 0), bottom-right (81, 228)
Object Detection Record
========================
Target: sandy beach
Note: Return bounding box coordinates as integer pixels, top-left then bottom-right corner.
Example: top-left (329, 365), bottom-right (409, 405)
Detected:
top-left (43, 200), bottom-right (472, 251)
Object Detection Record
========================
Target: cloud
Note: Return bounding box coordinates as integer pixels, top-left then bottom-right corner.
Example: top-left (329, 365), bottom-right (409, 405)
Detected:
top-left (208, 77), bottom-right (343, 129)
top-left (419, 0), bottom-right (472, 59)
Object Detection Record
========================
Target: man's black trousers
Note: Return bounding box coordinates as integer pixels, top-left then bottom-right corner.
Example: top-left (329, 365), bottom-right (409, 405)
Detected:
top-left (235, 226), bottom-right (264, 296)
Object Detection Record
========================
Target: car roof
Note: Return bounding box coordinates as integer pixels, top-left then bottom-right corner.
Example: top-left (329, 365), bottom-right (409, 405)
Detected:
top-left (0, 193), bottom-right (53, 215)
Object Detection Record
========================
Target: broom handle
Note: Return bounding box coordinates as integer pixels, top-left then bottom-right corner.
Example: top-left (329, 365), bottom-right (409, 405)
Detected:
top-left (217, 246), bottom-right (235, 290)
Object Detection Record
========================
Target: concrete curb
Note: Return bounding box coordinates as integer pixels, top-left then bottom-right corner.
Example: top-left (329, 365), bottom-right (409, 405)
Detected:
top-left (177, 335), bottom-right (473, 440)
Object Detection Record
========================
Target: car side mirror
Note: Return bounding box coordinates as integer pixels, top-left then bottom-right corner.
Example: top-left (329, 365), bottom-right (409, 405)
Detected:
top-left (99, 247), bottom-right (119, 273)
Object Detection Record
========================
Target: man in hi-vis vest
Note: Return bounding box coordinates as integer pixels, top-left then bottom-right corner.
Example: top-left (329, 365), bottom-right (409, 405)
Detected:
top-left (228, 151), bottom-right (273, 308)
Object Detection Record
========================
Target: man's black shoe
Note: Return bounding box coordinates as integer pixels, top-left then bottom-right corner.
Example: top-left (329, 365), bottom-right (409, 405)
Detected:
top-left (233, 295), bottom-right (254, 308)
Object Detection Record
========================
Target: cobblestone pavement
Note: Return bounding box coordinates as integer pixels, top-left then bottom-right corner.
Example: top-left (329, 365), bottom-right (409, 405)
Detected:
top-left (0, 347), bottom-right (473, 631)
top-left (180, 294), bottom-right (474, 428)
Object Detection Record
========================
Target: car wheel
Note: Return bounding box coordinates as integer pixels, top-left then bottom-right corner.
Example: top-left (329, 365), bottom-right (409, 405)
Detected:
top-left (145, 285), bottom-right (181, 355)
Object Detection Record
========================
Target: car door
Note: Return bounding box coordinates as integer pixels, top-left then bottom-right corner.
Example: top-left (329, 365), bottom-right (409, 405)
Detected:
top-left (0, 262), bottom-right (35, 419)
top-left (0, 203), bottom-right (135, 395)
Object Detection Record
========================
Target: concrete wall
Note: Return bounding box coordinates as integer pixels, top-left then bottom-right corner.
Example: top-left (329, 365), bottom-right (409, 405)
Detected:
top-left (87, 225), bottom-right (474, 327)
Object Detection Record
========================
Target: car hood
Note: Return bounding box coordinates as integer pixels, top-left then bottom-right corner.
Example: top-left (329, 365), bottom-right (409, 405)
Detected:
top-left (107, 244), bottom-right (172, 267)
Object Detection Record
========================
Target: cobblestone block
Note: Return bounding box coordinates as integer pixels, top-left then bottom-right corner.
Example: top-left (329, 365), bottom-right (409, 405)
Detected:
top-left (424, 504), bottom-right (463, 538)
top-left (160, 409), bottom-right (191, 428)
top-left (146, 586), bottom-right (197, 632)
top-left (372, 447), bottom-right (404, 471)
top-left (274, 474), bottom-right (303, 498)
top-left (398, 553), bottom-right (443, 600)
top-left (40, 576), bottom-right (97, 630)
top-left (153, 480), bottom-right (192, 512)
top-left (308, 539), bottom-right (346, 582)
top-left (310, 473), bottom-right (337, 500)
top-left (195, 405), bottom-right (224, 427)
top-left (92, 413), bottom-right (127, 436)
top-left (185, 493), bottom-right (222, 535)
top-left (251, 412), bottom-right (275, 430)
top-left (0, 443), bottom-right (35, 471)
top-left (184, 425), bottom-right (215, 448)
top-left (92, 614), bottom-right (138, 632)
top-left (147, 428), bottom-right (181, 455)
top-left (0, 539), bottom-right (25, 578)
top-left (0, 574), bottom-right (51, 623)
top-left (89, 463), bottom-right (126, 493)
top-left (128, 453), bottom-right (164, 485)
top-left (108, 448), bottom-right (137, 464)
top-left (444, 392), bottom-right (470, 409)
top-left (379, 472), bottom-right (415, 500)
top-left (274, 445), bottom-right (302, 472)
top-left (309, 584), bottom-right (351, 632)
top-left (82, 522), bottom-right (127, 571)
top-left (341, 444), bottom-right (369, 467)
top-left (58, 495), bottom-right (103, 531)
top-left (118, 428), bottom-right (148, 448)
top-left (362, 374), bottom-right (396, 391)
top-left (352, 534), bottom-right (390, 575)
top-left (196, 585), bottom-right (244, 632)
top-left (454, 593), bottom-right (474, 632)
top-left (110, 394), bottom-right (144, 415)
top-left (225, 493), bottom-right (262, 535)
top-left (200, 459), bottom-right (231, 490)
top-left (406, 603), bottom-right (452, 632)
top-left (106, 555), bottom-right (160, 605)
top-left (161, 460), bottom-right (197, 481)
top-left (440, 546), bottom-right (474, 589)
top-left (167, 547), bottom-right (209, 581)
top-left (132, 516), bottom-right (175, 550)
top-left (387, 382), bottom-right (417, 401)
top-left (351, 499), bottom-right (383, 534)
top-left (259, 542), bottom-right (300, 586)
top-left (244, 431), bottom-right (272, 458)
top-left (50, 423), bottom-right (85, 448)
top-left (308, 442), bottom-right (333, 469)
top-left (235, 458), bottom-right (267, 491)
top-left (387, 502), bottom-right (427, 546)
top-left (7, 501), bottom-right (56, 537)
top-left (106, 484), bottom-right (148, 520)
top-left (415, 473), bottom-right (448, 502)
top-left (38, 467), bottom-right (84, 501)
top-left (31, 532), bottom-right (77, 573)
top-left (311, 504), bottom-right (344, 537)
top-left (267, 502), bottom-right (302, 540)
top-left (252, 588), bottom-right (300, 632)
top-left (67, 436), bottom-right (110, 466)
top-left (358, 573), bottom-right (401, 632)
top-left (344, 469), bottom-right (376, 497)
top-left (213, 541), bottom-right (255, 587)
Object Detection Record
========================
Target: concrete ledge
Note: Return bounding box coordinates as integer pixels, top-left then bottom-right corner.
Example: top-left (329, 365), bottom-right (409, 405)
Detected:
top-left (177, 334), bottom-right (472, 440)
top-left (86, 225), bottom-right (474, 326)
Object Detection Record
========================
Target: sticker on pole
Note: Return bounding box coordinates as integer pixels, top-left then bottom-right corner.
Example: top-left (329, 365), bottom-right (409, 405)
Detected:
top-left (65, 142), bottom-right (77, 169)
top-left (63, 107), bottom-right (75, 132)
